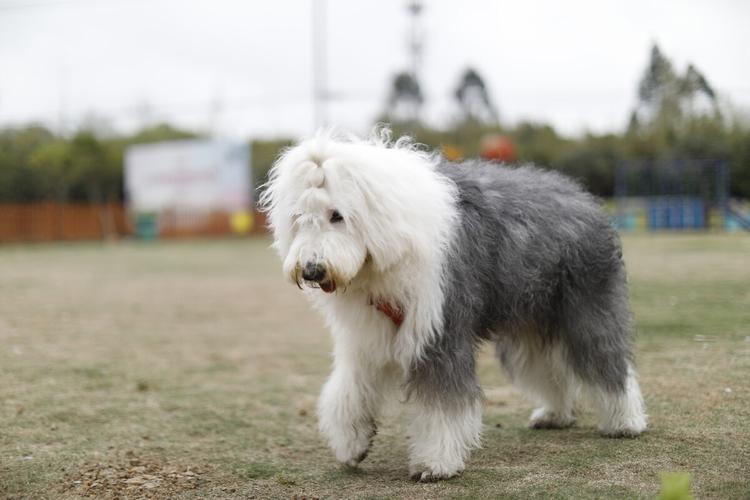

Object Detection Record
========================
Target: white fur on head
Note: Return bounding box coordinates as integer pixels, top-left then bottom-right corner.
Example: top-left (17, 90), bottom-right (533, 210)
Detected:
top-left (259, 127), bottom-right (459, 367)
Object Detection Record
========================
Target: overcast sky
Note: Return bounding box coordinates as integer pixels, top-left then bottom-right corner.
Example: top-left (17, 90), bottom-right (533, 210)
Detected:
top-left (1, 0), bottom-right (748, 140)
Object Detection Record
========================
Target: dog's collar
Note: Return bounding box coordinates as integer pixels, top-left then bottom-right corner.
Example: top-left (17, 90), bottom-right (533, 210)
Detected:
top-left (369, 298), bottom-right (404, 327)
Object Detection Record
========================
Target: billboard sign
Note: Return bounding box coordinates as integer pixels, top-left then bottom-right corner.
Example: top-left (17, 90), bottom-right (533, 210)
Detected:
top-left (125, 140), bottom-right (251, 214)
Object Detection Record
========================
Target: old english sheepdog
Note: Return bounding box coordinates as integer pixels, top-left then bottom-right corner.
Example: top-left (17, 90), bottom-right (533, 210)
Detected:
top-left (260, 130), bottom-right (647, 482)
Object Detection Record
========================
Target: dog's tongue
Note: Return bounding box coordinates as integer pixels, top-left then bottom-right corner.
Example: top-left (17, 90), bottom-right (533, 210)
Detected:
top-left (320, 281), bottom-right (336, 293)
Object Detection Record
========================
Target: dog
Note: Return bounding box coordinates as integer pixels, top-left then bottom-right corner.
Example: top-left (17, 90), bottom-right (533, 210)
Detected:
top-left (259, 129), bottom-right (647, 482)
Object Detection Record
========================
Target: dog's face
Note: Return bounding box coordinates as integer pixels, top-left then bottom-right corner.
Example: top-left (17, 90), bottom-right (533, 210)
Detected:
top-left (266, 158), bottom-right (369, 293)
top-left (262, 135), bottom-right (437, 294)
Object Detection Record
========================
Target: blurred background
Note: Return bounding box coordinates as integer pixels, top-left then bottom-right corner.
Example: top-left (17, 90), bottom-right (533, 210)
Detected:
top-left (1, 3), bottom-right (749, 498)
top-left (1, 0), bottom-right (749, 240)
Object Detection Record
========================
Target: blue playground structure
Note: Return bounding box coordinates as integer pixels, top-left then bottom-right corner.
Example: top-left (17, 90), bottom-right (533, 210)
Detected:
top-left (614, 159), bottom-right (749, 231)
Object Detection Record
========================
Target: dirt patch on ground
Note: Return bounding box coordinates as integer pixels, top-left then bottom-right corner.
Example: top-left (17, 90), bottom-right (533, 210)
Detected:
top-left (59, 451), bottom-right (211, 499)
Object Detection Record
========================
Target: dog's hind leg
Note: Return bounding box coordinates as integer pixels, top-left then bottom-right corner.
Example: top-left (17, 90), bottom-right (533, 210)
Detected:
top-left (496, 336), bottom-right (578, 429)
top-left (560, 294), bottom-right (647, 437)
top-left (585, 364), bottom-right (647, 437)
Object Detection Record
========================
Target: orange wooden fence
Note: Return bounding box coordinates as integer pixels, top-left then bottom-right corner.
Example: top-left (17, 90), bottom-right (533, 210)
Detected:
top-left (0, 203), bottom-right (268, 243)
top-left (0, 202), bottom-right (131, 243)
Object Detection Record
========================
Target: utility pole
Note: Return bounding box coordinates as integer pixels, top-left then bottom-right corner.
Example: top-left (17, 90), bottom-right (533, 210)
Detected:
top-left (312, 0), bottom-right (327, 132)
top-left (407, 1), bottom-right (424, 83)
top-left (406, 0), bottom-right (424, 123)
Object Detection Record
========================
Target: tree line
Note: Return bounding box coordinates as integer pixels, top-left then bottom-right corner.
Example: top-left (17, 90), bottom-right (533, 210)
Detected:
top-left (0, 44), bottom-right (748, 204)
top-left (0, 123), bottom-right (292, 204)
top-left (378, 44), bottom-right (750, 198)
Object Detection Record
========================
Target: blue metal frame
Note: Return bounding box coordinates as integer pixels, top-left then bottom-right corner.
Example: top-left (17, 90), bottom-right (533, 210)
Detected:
top-left (614, 159), bottom-right (730, 230)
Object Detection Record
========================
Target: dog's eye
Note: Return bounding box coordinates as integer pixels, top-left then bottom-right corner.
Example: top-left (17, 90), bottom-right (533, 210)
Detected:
top-left (329, 210), bottom-right (344, 223)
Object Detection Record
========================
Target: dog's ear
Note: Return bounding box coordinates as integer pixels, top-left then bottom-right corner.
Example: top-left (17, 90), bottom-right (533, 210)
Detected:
top-left (344, 170), bottom-right (416, 273)
top-left (361, 222), bottom-right (413, 273)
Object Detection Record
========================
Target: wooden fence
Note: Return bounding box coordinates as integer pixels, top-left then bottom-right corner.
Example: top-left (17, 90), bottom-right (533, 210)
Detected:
top-left (0, 203), bottom-right (267, 243)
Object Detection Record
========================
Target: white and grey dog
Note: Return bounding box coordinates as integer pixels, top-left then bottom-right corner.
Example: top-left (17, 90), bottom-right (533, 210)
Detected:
top-left (260, 129), bottom-right (647, 482)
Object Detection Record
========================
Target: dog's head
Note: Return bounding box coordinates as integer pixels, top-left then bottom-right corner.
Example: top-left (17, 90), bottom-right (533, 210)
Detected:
top-left (269, 157), bottom-right (368, 293)
top-left (260, 130), bottom-right (457, 294)
top-left (259, 132), bottom-right (408, 293)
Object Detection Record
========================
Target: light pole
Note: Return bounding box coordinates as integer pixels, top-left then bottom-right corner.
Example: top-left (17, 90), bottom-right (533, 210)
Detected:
top-left (312, 0), bottom-right (328, 132)
top-left (406, 0), bottom-right (424, 123)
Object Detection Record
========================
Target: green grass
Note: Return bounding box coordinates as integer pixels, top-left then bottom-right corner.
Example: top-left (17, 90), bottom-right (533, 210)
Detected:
top-left (0, 234), bottom-right (748, 499)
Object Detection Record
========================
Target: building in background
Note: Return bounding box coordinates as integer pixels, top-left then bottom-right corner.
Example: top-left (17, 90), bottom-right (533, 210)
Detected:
top-left (125, 140), bottom-right (253, 238)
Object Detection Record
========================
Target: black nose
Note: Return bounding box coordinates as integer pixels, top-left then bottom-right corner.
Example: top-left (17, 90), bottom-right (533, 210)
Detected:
top-left (302, 262), bottom-right (327, 282)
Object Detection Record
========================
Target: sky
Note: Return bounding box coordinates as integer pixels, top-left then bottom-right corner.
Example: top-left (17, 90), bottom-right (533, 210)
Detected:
top-left (0, 0), bottom-right (748, 140)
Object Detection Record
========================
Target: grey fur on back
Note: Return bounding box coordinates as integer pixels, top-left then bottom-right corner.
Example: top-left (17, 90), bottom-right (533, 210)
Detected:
top-left (407, 159), bottom-right (632, 407)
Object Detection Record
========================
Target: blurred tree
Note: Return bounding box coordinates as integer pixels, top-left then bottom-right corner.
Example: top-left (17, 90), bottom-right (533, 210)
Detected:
top-left (637, 44), bottom-right (679, 115)
top-left (555, 134), bottom-right (622, 196)
top-left (631, 44), bottom-right (721, 141)
top-left (511, 122), bottom-right (572, 168)
top-left (2, 48), bottom-right (749, 208)
top-left (127, 123), bottom-right (199, 144)
top-left (680, 64), bottom-right (716, 102)
top-left (251, 138), bottom-right (295, 187)
top-left (383, 71), bottom-right (424, 126)
top-left (67, 131), bottom-right (110, 203)
top-left (70, 131), bottom-right (124, 237)
top-left (631, 44), bottom-right (683, 152)
top-left (0, 125), bottom-right (55, 202)
top-left (623, 43), bottom-right (747, 200)
top-left (453, 68), bottom-right (499, 126)
top-left (727, 116), bottom-right (750, 198)
top-left (449, 68), bottom-right (501, 156)
top-left (24, 122), bottom-right (200, 204)
top-left (28, 139), bottom-right (73, 201)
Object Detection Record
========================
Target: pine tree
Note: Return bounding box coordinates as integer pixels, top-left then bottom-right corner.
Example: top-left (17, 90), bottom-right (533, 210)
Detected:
top-left (637, 44), bottom-right (678, 110)
top-left (384, 71), bottom-right (423, 124)
top-left (454, 68), bottom-right (499, 125)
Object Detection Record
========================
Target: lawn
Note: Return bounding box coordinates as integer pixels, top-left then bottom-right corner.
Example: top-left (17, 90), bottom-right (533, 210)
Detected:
top-left (1, 234), bottom-right (748, 499)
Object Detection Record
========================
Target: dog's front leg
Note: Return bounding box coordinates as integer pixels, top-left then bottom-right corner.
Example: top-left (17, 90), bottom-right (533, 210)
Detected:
top-left (405, 333), bottom-right (483, 482)
top-left (407, 397), bottom-right (483, 481)
top-left (317, 359), bottom-right (380, 467)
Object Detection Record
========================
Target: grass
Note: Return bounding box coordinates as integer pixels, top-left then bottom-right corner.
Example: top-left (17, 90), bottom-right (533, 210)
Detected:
top-left (0, 234), bottom-right (748, 499)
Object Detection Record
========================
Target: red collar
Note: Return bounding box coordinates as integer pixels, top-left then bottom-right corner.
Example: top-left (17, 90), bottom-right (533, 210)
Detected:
top-left (370, 298), bottom-right (404, 327)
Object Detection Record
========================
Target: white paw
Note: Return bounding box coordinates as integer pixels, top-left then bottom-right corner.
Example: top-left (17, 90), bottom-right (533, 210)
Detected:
top-left (529, 407), bottom-right (576, 429)
top-left (332, 423), bottom-right (377, 468)
top-left (598, 414), bottom-right (647, 438)
top-left (409, 464), bottom-right (463, 482)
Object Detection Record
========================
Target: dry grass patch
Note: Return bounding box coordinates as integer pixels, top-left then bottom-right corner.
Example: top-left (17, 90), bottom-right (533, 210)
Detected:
top-left (60, 451), bottom-right (210, 499)
top-left (1, 235), bottom-right (748, 499)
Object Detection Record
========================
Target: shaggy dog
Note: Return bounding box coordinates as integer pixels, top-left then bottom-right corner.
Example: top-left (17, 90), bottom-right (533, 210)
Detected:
top-left (260, 130), bottom-right (647, 482)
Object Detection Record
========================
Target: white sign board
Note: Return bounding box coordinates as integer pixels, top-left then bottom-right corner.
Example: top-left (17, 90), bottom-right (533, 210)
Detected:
top-left (125, 140), bottom-right (251, 213)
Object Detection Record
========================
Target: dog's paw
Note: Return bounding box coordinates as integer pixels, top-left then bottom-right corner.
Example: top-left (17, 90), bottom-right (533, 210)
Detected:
top-left (341, 446), bottom-right (371, 468)
top-left (598, 411), bottom-right (647, 438)
top-left (598, 419), bottom-right (646, 438)
top-left (529, 407), bottom-right (576, 430)
top-left (409, 463), bottom-right (464, 483)
top-left (334, 423), bottom-right (377, 468)
top-left (409, 465), bottom-right (463, 483)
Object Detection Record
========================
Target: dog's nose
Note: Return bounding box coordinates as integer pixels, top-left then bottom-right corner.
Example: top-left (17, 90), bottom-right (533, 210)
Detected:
top-left (302, 262), bottom-right (327, 282)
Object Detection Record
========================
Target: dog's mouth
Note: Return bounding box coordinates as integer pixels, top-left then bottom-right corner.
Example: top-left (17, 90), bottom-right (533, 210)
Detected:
top-left (297, 275), bottom-right (337, 293)
top-left (292, 266), bottom-right (338, 293)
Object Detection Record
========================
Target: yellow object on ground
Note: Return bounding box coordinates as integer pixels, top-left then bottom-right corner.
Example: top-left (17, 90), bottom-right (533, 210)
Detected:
top-left (230, 211), bottom-right (254, 234)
